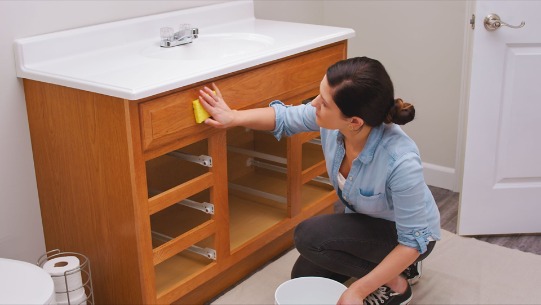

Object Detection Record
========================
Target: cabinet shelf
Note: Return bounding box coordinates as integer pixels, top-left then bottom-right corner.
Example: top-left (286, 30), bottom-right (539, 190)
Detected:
top-left (229, 193), bottom-right (286, 250)
top-left (228, 169), bottom-right (333, 250)
top-left (146, 157), bottom-right (208, 196)
top-left (151, 204), bottom-right (216, 266)
top-left (146, 140), bottom-right (209, 198)
top-left (154, 237), bottom-right (216, 299)
top-left (151, 200), bottom-right (212, 244)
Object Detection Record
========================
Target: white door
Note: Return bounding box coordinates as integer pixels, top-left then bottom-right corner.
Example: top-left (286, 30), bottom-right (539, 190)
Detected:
top-left (458, 1), bottom-right (541, 235)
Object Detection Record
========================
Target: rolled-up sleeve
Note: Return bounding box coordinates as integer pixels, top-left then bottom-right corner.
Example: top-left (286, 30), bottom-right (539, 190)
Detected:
top-left (269, 101), bottom-right (319, 141)
top-left (388, 152), bottom-right (433, 254)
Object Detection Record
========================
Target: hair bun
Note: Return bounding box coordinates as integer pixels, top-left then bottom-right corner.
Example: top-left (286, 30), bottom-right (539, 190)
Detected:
top-left (385, 98), bottom-right (415, 125)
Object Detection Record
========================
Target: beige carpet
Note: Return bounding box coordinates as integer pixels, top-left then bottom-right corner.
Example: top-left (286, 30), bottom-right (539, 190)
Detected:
top-left (212, 230), bottom-right (541, 304)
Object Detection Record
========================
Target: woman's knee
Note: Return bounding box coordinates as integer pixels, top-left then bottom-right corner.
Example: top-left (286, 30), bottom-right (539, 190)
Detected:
top-left (293, 215), bottom-right (328, 253)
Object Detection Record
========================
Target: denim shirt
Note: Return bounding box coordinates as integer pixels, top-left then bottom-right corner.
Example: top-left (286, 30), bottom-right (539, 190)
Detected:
top-left (270, 101), bottom-right (441, 254)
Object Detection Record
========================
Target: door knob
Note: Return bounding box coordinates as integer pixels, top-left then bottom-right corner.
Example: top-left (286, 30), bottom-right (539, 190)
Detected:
top-left (484, 13), bottom-right (525, 31)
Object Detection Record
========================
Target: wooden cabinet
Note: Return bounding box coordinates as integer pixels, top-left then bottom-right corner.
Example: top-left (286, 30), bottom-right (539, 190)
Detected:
top-left (23, 42), bottom-right (346, 304)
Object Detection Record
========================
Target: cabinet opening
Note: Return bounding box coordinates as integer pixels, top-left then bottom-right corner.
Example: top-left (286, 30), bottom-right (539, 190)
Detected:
top-left (154, 235), bottom-right (216, 298)
top-left (300, 179), bottom-right (334, 211)
top-left (228, 171), bottom-right (288, 250)
top-left (226, 128), bottom-right (335, 249)
top-left (146, 139), bottom-right (210, 199)
top-left (150, 189), bottom-right (213, 249)
top-left (301, 137), bottom-right (326, 171)
top-left (299, 137), bottom-right (334, 211)
top-left (227, 128), bottom-right (287, 250)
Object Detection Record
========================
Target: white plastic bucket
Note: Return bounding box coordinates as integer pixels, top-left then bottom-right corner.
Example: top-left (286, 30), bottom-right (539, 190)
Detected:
top-left (275, 276), bottom-right (347, 305)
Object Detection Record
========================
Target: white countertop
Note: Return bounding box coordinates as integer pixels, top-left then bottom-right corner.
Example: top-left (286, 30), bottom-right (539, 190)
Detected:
top-left (14, 1), bottom-right (354, 100)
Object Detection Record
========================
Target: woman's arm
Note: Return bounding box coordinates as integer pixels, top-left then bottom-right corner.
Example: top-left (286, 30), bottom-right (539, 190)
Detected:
top-left (337, 244), bottom-right (419, 304)
top-left (198, 84), bottom-right (276, 130)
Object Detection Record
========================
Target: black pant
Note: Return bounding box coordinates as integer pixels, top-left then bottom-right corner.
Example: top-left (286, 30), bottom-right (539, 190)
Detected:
top-left (291, 212), bottom-right (435, 283)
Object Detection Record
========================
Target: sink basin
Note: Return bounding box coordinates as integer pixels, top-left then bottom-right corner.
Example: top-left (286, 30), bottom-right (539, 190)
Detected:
top-left (141, 33), bottom-right (275, 61)
top-left (14, 0), bottom-right (355, 99)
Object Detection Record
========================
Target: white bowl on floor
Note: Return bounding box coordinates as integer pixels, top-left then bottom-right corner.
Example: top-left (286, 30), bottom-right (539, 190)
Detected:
top-left (275, 276), bottom-right (347, 305)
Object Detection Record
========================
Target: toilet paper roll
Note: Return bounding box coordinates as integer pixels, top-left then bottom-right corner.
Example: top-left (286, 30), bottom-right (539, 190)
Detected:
top-left (42, 256), bottom-right (86, 304)
top-left (55, 289), bottom-right (86, 305)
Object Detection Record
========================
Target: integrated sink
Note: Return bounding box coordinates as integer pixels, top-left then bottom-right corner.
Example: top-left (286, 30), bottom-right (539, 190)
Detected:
top-left (14, 1), bottom-right (355, 99)
top-left (141, 33), bottom-right (275, 61)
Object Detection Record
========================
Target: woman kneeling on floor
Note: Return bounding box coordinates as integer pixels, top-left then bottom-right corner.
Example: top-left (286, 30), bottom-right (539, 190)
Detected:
top-left (198, 56), bottom-right (441, 305)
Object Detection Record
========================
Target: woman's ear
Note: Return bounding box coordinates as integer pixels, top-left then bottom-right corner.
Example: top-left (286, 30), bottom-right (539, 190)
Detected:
top-left (347, 116), bottom-right (364, 132)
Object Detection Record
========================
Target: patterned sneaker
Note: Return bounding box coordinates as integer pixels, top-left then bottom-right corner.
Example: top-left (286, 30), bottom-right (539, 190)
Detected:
top-left (363, 284), bottom-right (412, 305)
top-left (403, 260), bottom-right (422, 285)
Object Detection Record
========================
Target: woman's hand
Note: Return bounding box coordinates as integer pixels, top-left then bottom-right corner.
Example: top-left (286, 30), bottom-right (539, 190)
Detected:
top-left (336, 286), bottom-right (366, 305)
top-left (198, 83), bottom-right (236, 128)
top-left (199, 82), bottom-right (277, 131)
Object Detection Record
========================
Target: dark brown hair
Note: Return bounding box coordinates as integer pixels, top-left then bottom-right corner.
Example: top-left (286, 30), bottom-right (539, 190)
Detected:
top-left (326, 57), bottom-right (415, 126)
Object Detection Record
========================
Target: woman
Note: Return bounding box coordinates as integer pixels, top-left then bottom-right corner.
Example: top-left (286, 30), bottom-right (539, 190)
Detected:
top-left (198, 57), bottom-right (441, 305)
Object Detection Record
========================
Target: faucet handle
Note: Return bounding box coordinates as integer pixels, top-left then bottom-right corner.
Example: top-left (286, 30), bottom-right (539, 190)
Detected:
top-left (178, 23), bottom-right (191, 38)
top-left (160, 27), bottom-right (174, 42)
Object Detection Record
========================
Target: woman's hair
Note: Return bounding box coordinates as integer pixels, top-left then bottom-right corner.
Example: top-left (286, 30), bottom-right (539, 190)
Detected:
top-left (326, 57), bottom-right (415, 126)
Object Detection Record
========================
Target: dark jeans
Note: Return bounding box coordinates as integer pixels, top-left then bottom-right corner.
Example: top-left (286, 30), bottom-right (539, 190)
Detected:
top-left (291, 212), bottom-right (435, 283)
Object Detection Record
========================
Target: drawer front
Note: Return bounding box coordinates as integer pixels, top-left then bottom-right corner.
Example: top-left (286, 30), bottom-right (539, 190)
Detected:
top-left (139, 42), bottom-right (346, 153)
top-left (140, 90), bottom-right (210, 154)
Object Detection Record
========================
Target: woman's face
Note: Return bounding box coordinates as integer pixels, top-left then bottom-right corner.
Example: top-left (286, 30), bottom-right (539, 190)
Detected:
top-left (310, 75), bottom-right (349, 130)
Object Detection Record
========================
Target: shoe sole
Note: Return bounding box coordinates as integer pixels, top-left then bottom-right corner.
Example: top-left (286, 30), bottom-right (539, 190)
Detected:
top-left (401, 293), bottom-right (413, 305)
top-left (407, 277), bottom-right (420, 286)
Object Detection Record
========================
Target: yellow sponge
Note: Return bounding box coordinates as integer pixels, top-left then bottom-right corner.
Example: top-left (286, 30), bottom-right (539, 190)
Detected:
top-left (192, 98), bottom-right (211, 124)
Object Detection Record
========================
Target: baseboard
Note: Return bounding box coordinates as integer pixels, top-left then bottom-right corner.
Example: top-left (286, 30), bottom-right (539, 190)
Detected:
top-left (422, 162), bottom-right (457, 192)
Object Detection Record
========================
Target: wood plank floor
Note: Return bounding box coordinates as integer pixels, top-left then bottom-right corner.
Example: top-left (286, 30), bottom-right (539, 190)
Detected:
top-left (429, 186), bottom-right (541, 256)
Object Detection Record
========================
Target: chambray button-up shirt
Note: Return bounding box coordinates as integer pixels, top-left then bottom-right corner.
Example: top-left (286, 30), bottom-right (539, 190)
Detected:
top-left (270, 101), bottom-right (441, 254)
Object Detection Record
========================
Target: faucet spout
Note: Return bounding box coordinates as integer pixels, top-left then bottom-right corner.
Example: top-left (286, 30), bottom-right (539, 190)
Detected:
top-left (160, 26), bottom-right (199, 48)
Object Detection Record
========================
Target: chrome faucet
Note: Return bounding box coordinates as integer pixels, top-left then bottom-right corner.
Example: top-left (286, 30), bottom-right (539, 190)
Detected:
top-left (160, 24), bottom-right (199, 48)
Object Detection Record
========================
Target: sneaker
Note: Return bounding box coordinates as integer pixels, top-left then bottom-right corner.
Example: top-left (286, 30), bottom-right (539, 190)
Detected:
top-left (363, 284), bottom-right (412, 305)
top-left (403, 260), bottom-right (422, 285)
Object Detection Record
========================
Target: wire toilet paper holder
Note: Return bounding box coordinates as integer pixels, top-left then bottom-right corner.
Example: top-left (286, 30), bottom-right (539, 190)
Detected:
top-left (37, 249), bottom-right (94, 305)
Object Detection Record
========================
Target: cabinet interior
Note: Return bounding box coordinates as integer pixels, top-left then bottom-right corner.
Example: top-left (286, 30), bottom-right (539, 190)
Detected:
top-left (145, 126), bottom-right (333, 294)
top-left (154, 236), bottom-right (216, 296)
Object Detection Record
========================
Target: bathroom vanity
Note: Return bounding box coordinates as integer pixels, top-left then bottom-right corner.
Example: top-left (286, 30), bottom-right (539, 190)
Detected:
top-left (15, 2), bottom-right (354, 304)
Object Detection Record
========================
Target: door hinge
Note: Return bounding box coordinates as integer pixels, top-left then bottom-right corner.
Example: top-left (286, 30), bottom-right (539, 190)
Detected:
top-left (470, 14), bottom-right (475, 29)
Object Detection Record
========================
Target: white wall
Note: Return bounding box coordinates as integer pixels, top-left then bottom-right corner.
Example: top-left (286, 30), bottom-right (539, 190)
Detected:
top-left (1, 0), bottom-right (467, 262)
top-left (255, 0), bottom-right (324, 24)
top-left (256, 1), bottom-right (468, 191)
top-left (0, 0), bottom-right (226, 263)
